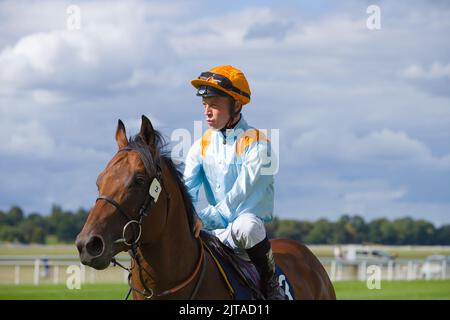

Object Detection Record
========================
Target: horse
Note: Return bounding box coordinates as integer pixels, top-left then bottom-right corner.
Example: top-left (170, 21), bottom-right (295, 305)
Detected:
top-left (76, 115), bottom-right (336, 300)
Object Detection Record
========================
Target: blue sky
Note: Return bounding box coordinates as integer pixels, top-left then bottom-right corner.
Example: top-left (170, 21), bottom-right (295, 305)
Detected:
top-left (0, 0), bottom-right (449, 225)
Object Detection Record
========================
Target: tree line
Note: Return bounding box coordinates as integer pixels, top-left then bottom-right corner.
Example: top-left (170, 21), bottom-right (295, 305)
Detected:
top-left (0, 205), bottom-right (88, 244)
top-left (1, 205), bottom-right (449, 245)
top-left (267, 216), bottom-right (450, 245)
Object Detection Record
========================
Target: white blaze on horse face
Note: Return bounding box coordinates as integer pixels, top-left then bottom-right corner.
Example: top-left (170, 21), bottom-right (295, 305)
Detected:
top-left (149, 178), bottom-right (162, 202)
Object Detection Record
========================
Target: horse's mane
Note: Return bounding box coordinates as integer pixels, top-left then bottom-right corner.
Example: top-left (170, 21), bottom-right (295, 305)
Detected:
top-left (127, 132), bottom-right (196, 233)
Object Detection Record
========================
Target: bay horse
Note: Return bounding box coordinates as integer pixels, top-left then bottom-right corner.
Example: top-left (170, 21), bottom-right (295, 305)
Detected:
top-left (76, 115), bottom-right (336, 300)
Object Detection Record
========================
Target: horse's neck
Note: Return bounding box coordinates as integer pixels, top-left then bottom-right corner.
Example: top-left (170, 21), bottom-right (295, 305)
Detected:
top-left (135, 162), bottom-right (199, 297)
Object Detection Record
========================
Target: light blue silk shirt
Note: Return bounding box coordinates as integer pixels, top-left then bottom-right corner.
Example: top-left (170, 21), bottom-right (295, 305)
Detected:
top-left (183, 116), bottom-right (276, 230)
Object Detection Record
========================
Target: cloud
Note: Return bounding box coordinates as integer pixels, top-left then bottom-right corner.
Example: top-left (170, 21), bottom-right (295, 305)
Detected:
top-left (400, 62), bottom-right (450, 96)
top-left (1, 0), bottom-right (450, 227)
top-left (274, 172), bottom-right (450, 226)
top-left (402, 62), bottom-right (450, 80)
top-left (245, 20), bottom-right (294, 41)
top-left (290, 128), bottom-right (450, 170)
top-left (168, 7), bottom-right (275, 55)
top-left (31, 89), bottom-right (67, 105)
top-left (0, 0), bottom-right (188, 100)
top-left (0, 120), bottom-right (55, 157)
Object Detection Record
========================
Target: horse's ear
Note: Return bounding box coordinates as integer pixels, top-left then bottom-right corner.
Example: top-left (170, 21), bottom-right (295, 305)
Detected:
top-left (115, 119), bottom-right (128, 149)
top-left (139, 115), bottom-right (156, 150)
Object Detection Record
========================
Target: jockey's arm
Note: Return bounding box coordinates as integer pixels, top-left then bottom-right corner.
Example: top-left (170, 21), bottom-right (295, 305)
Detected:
top-left (184, 138), bottom-right (228, 230)
top-left (183, 139), bottom-right (204, 205)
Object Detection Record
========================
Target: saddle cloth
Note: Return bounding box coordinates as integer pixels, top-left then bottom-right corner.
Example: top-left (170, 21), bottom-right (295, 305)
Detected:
top-left (200, 231), bottom-right (295, 300)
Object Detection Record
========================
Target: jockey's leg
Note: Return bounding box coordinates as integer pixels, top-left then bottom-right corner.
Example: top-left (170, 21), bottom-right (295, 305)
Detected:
top-left (230, 213), bottom-right (286, 300)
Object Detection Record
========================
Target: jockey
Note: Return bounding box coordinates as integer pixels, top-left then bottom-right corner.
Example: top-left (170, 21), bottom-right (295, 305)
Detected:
top-left (183, 65), bottom-right (285, 300)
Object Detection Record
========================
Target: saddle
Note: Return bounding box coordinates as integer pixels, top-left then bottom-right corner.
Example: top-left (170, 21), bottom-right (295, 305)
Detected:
top-left (200, 230), bottom-right (266, 300)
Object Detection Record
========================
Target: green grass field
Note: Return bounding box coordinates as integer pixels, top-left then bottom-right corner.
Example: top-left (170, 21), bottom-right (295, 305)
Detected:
top-left (1, 280), bottom-right (449, 300)
top-left (333, 280), bottom-right (450, 299)
top-left (0, 283), bottom-right (129, 300)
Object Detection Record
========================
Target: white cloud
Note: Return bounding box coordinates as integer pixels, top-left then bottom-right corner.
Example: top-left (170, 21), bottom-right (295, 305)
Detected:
top-left (168, 7), bottom-right (278, 55)
top-left (399, 61), bottom-right (450, 96)
top-left (343, 189), bottom-right (407, 206)
top-left (0, 117), bottom-right (109, 161)
top-left (0, 120), bottom-right (55, 157)
top-left (276, 191), bottom-right (450, 226)
top-left (109, 66), bottom-right (188, 90)
top-left (0, 1), bottom-right (188, 98)
top-left (31, 89), bottom-right (67, 105)
top-left (290, 128), bottom-right (450, 169)
top-left (274, 172), bottom-right (450, 225)
top-left (402, 62), bottom-right (450, 80)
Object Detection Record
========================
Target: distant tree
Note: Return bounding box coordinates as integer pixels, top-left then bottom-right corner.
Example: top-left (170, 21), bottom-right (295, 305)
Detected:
top-left (4, 206), bottom-right (24, 225)
top-left (332, 215), bottom-right (351, 244)
top-left (332, 215), bottom-right (368, 244)
top-left (296, 221), bottom-right (314, 242)
top-left (47, 204), bottom-right (64, 235)
top-left (349, 215), bottom-right (368, 243)
top-left (412, 219), bottom-right (436, 245)
top-left (1, 204), bottom-right (448, 245)
top-left (265, 217), bottom-right (278, 239)
top-left (45, 205), bottom-right (71, 242)
top-left (0, 225), bottom-right (23, 242)
top-left (275, 219), bottom-right (313, 243)
top-left (0, 210), bottom-right (5, 225)
top-left (368, 218), bottom-right (397, 244)
top-left (73, 208), bottom-right (89, 235)
top-left (17, 220), bottom-right (46, 244)
top-left (436, 225), bottom-right (450, 245)
top-left (304, 218), bottom-right (335, 244)
top-left (393, 217), bottom-right (417, 245)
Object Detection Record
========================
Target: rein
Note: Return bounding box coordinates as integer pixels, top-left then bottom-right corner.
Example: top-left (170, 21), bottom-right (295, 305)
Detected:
top-left (97, 145), bottom-right (205, 300)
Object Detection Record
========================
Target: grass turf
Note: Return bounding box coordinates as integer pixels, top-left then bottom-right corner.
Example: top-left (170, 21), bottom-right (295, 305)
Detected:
top-left (1, 280), bottom-right (449, 300)
top-left (0, 283), bottom-right (129, 300)
top-left (333, 279), bottom-right (450, 299)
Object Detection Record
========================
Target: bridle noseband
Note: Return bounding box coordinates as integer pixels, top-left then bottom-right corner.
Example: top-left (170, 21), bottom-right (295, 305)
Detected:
top-left (95, 144), bottom-right (205, 300)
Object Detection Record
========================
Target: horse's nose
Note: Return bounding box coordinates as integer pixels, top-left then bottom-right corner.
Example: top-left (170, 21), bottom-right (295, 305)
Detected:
top-left (76, 236), bottom-right (84, 255)
top-left (76, 234), bottom-right (105, 258)
top-left (85, 235), bottom-right (105, 258)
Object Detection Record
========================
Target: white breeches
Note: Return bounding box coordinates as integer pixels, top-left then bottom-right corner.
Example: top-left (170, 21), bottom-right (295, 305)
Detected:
top-left (212, 213), bottom-right (266, 261)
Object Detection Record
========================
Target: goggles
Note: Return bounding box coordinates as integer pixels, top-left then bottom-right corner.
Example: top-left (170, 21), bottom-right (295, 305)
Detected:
top-left (197, 72), bottom-right (250, 99)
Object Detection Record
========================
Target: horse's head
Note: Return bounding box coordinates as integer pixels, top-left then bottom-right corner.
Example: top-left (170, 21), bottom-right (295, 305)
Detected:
top-left (76, 115), bottom-right (169, 269)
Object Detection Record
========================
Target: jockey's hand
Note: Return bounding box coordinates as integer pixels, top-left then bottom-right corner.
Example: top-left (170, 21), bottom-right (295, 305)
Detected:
top-left (193, 216), bottom-right (203, 238)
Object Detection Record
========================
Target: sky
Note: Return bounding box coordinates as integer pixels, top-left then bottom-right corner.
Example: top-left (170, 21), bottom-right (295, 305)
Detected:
top-left (0, 0), bottom-right (449, 225)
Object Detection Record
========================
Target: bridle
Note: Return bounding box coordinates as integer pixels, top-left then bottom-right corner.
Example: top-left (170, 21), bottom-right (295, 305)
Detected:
top-left (96, 144), bottom-right (205, 300)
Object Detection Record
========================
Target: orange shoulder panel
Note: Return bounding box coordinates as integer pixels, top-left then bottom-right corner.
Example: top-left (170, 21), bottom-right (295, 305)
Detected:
top-left (236, 129), bottom-right (269, 156)
top-left (200, 129), bottom-right (213, 157)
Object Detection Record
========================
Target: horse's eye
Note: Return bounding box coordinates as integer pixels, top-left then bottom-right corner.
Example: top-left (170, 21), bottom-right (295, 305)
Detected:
top-left (135, 176), bottom-right (146, 186)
